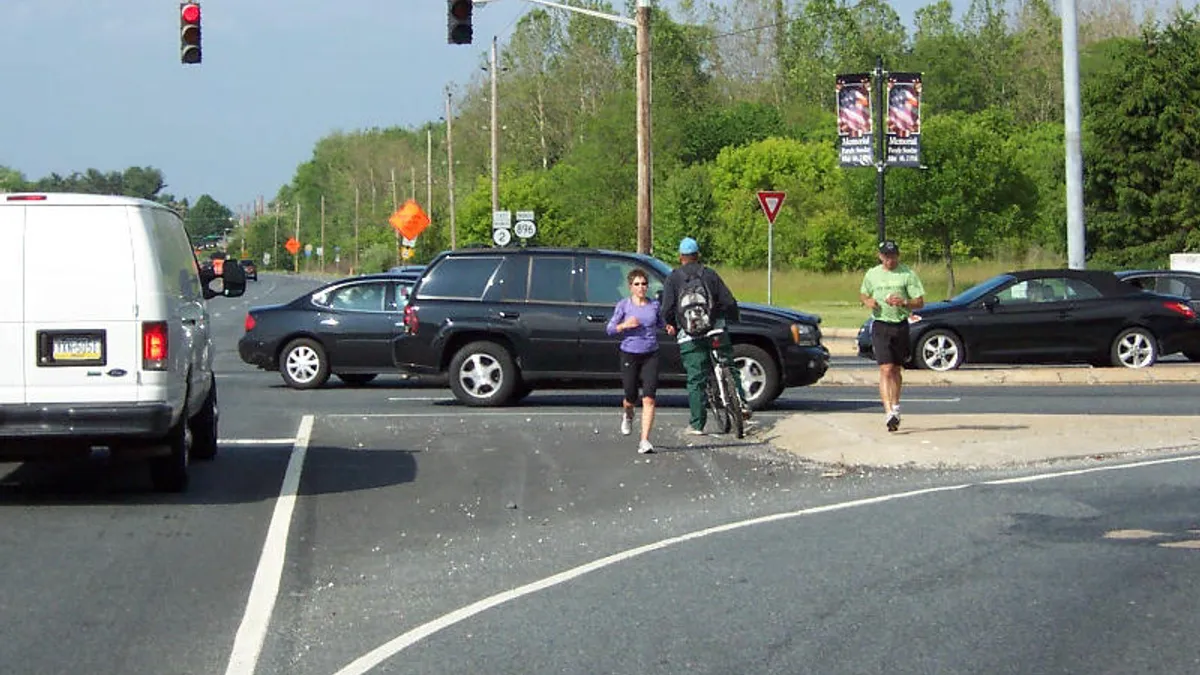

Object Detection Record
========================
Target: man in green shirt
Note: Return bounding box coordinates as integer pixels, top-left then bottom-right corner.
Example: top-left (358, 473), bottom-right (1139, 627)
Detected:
top-left (859, 240), bottom-right (925, 432)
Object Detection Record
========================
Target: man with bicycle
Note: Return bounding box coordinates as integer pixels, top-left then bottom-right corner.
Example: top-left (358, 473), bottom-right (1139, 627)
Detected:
top-left (660, 237), bottom-right (746, 435)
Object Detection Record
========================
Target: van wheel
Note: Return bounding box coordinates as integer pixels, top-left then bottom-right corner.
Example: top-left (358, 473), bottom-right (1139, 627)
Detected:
top-left (149, 415), bottom-right (190, 493)
top-left (732, 344), bottom-right (780, 410)
top-left (336, 373), bottom-right (378, 386)
top-left (280, 338), bottom-right (330, 389)
top-left (448, 341), bottom-right (517, 407)
top-left (189, 375), bottom-right (219, 461)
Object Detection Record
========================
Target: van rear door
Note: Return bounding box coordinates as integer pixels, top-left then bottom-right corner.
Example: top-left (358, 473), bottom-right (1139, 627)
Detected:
top-left (0, 206), bottom-right (25, 404)
top-left (23, 205), bottom-right (141, 404)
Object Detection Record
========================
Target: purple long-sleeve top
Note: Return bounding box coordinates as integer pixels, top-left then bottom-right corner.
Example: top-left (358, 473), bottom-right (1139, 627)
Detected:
top-left (606, 297), bottom-right (661, 354)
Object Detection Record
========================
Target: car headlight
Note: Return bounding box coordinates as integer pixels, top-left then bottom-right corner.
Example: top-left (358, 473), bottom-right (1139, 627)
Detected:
top-left (791, 323), bottom-right (818, 346)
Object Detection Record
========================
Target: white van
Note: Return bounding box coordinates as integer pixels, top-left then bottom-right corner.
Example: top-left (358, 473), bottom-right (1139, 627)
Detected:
top-left (0, 193), bottom-right (245, 492)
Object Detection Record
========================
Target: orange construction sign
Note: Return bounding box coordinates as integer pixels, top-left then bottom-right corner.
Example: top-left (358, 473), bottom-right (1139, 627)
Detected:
top-left (284, 237), bottom-right (301, 255)
top-left (389, 199), bottom-right (431, 241)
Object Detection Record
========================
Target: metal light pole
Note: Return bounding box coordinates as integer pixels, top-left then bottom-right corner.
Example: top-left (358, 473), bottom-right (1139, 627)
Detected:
top-left (446, 88), bottom-right (458, 249)
top-left (1062, 0), bottom-right (1086, 269)
top-left (516, 0), bottom-right (651, 253)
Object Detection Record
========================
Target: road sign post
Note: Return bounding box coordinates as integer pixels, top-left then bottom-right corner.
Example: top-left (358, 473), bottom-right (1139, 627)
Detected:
top-left (757, 191), bottom-right (786, 305)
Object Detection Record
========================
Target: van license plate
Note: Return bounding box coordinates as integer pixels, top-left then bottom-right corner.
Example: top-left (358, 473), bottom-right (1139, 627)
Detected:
top-left (52, 336), bottom-right (103, 361)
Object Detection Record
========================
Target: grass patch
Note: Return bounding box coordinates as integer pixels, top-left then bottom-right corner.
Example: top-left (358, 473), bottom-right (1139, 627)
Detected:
top-left (717, 250), bottom-right (1065, 329)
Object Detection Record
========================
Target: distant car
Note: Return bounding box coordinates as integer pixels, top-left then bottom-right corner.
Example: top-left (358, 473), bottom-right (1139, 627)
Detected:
top-left (237, 269), bottom-right (425, 388)
top-left (856, 268), bottom-right (1200, 370)
top-left (239, 259), bottom-right (258, 281)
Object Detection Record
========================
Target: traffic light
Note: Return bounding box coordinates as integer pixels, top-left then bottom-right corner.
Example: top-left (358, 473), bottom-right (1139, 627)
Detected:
top-left (447, 0), bottom-right (473, 45)
top-left (180, 2), bottom-right (201, 64)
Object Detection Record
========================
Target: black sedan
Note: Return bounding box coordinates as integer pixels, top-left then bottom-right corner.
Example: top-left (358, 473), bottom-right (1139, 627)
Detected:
top-left (856, 268), bottom-right (1200, 370)
top-left (238, 269), bottom-right (425, 388)
top-left (239, 258), bottom-right (259, 281)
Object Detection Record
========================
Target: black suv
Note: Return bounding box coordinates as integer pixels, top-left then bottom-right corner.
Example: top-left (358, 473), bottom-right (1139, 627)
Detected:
top-left (392, 248), bottom-right (829, 409)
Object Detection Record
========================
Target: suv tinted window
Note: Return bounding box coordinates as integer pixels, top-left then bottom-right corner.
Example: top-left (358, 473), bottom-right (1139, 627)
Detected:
top-left (528, 256), bottom-right (576, 303)
top-left (495, 256), bottom-right (530, 301)
top-left (418, 257), bottom-right (503, 300)
top-left (584, 256), bottom-right (664, 305)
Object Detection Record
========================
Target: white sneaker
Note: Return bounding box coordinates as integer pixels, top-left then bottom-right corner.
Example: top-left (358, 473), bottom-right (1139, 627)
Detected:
top-left (620, 413), bottom-right (633, 436)
top-left (686, 427), bottom-right (705, 436)
top-left (638, 439), bottom-right (655, 454)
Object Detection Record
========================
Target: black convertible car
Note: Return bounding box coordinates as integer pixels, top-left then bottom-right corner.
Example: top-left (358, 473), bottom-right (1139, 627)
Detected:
top-left (238, 268), bottom-right (425, 388)
top-left (857, 268), bottom-right (1200, 370)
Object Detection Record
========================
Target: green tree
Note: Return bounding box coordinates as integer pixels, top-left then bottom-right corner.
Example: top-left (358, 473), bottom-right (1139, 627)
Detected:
top-left (186, 195), bottom-right (235, 240)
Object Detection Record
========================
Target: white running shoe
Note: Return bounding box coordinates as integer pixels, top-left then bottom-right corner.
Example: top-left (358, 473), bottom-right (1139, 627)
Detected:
top-left (638, 439), bottom-right (655, 454)
top-left (621, 413), bottom-right (633, 436)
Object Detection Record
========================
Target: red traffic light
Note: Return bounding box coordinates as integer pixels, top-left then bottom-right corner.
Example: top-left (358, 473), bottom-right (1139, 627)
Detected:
top-left (180, 2), bottom-right (202, 64)
top-left (450, 0), bottom-right (471, 19)
top-left (181, 3), bottom-right (200, 23)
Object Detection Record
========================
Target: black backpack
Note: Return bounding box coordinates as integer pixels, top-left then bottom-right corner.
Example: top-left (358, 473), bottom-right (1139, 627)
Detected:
top-left (677, 268), bottom-right (713, 336)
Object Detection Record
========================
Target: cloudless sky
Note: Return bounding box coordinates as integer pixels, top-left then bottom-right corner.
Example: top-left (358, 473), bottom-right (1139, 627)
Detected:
top-left (1, 0), bottom-right (951, 211)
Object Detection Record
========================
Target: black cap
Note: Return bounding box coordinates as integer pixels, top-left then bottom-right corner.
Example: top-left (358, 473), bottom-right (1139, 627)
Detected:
top-left (878, 240), bottom-right (899, 255)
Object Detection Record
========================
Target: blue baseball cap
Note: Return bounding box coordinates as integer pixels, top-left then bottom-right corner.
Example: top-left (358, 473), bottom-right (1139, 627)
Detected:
top-left (679, 237), bottom-right (700, 255)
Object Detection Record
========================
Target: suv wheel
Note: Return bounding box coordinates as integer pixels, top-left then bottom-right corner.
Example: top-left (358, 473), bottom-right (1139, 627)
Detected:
top-left (732, 344), bottom-right (780, 410)
top-left (281, 338), bottom-right (331, 389)
top-left (448, 341), bottom-right (517, 406)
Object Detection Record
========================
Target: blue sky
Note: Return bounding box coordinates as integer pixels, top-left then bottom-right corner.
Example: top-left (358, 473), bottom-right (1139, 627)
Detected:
top-left (0, 0), bottom-right (942, 211)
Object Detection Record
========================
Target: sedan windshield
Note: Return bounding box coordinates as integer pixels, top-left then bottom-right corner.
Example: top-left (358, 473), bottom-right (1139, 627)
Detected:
top-left (949, 274), bottom-right (1016, 305)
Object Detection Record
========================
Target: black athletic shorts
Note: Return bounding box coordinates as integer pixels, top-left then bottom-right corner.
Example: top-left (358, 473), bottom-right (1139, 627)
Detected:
top-left (620, 350), bottom-right (659, 403)
top-left (871, 320), bottom-right (911, 365)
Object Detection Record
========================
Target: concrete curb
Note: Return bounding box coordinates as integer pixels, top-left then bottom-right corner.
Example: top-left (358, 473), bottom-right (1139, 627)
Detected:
top-left (817, 364), bottom-right (1200, 386)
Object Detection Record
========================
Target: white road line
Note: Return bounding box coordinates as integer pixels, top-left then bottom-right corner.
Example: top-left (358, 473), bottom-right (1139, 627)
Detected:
top-left (224, 414), bottom-right (314, 675)
top-left (331, 451), bottom-right (1200, 675)
top-left (220, 438), bottom-right (298, 446)
top-left (827, 397), bottom-right (961, 403)
top-left (385, 396), bottom-right (455, 402)
top-left (326, 411), bottom-right (790, 419)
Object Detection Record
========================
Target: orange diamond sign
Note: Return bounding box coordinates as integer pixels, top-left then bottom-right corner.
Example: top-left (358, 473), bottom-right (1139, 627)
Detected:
top-left (389, 199), bottom-right (430, 241)
top-left (284, 237), bottom-right (301, 256)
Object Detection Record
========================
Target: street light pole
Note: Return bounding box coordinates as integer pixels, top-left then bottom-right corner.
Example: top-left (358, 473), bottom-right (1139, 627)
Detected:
top-left (491, 35), bottom-right (500, 214)
top-left (514, 0), bottom-right (650, 253)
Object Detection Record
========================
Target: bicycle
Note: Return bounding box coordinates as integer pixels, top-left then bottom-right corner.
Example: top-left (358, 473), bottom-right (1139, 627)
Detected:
top-left (702, 328), bottom-right (747, 439)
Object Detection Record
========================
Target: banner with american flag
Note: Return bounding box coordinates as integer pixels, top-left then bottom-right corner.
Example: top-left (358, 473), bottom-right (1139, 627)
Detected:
top-left (885, 73), bottom-right (922, 167)
top-left (836, 74), bottom-right (874, 167)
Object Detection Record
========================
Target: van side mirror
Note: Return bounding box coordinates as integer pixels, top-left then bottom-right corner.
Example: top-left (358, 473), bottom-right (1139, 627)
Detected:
top-left (200, 261), bottom-right (246, 299)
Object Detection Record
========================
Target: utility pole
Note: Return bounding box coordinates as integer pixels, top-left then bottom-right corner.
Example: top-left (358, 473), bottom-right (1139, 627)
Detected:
top-left (875, 55), bottom-right (886, 243)
top-left (490, 35), bottom-right (500, 214)
top-left (319, 194), bottom-right (326, 273)
top-left (635, 0), bottom-right (652, 254)
top-left (391, 167), bottom-right (400, 265)
top-left (273, 200), bottom-right (280, 269)
top-left (293, 202), bottom-right (301, 274)
top-left (426, 128), bottom-right (433, 211)
top-left (446, 89), bottom-right (458, 249)
top-left (1062, 0), bottom-right (1086, 269)
top-left (354, 185), bottom-right (360, 273)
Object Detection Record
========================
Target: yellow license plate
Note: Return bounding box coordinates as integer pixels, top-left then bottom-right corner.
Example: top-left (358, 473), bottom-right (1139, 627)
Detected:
top-left (53, 337), bottom-right (102, 361)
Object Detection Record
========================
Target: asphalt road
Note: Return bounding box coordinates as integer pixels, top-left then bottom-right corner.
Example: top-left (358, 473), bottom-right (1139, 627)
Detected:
top-left (5, 273), bottom-right (1200, 675)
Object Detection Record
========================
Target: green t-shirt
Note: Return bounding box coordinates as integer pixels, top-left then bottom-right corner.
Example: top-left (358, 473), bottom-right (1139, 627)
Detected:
top-left (860, 263), bottom-right (925, 324)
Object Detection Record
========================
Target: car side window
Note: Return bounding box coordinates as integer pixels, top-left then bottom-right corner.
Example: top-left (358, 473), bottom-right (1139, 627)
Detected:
top-left (495, 256), bottom-right (530, 301)
top-left (1063, 279), bottom-right (1102, 300)
top-left (326, 282), bottom-right (387, 312)
top-left (583, 257), bottom-right (664, 305)
top-left (1157, 277), bottom-right (1191, 299)
top-left (997, 281), bottom-right (1036, 305)
top-left (528, 256), bottom-right (576, 303)
top-left (396, 281), bottom-right (413, 305)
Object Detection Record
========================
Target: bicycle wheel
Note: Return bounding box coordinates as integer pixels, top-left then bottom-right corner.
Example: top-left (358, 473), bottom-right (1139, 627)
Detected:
top-left (706, 376), bottom-right (732, 434)
top-left (722, 368), bottom-right (745, 439)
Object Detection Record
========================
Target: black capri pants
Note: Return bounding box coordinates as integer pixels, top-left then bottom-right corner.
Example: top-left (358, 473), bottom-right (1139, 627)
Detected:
top-left (620, 350), bottom-right (660, 403)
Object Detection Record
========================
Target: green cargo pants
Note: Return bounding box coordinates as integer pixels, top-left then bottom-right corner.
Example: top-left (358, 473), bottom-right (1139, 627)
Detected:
top-left (679, 332), bottom-right (745, 432)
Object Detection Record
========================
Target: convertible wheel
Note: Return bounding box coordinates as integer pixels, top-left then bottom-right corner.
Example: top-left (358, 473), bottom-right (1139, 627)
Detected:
top-left (732, 344), bottom-right (780, 410)
top-left (448, 341), bottom-right (517, 406)
top-left (916, 330), bottom-right (964, 371)
top-left (280, 338), bottom-right (331, 389)
top-left (1111, 327), bottom-right (1157, 368)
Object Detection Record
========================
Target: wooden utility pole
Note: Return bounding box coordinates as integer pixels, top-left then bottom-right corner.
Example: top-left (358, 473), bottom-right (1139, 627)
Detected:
top-left (635, 0), bottom-right (652, 254)
top-left (273, 200), bottom-right (280, 269)
top-left (446, 89), bottom-right (457, 249)
top-left (490, 35), bottom-right (500, 214)
top-left (391, 167), bottom-right (400, 265)
top-left (354, 185), bottom-right (360, 274)
top-left (426, 129), bottom-right (433, 214)
top-left (320, 194), bottom-right (326, 272)
top-left (293, 202), bottom-right (301, 274)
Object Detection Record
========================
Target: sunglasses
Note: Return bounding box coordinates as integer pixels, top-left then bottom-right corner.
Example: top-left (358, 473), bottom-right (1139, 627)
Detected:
top-left (631, 281), bottom-right (648, 286)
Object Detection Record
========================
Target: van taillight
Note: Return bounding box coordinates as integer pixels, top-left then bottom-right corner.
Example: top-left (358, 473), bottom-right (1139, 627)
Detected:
top-left (403, 305), bottom-right (419, 334)
top-left (244, 313), bottom-right (256, 332)
top-left (143, 321), bottom-right (168, 370)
